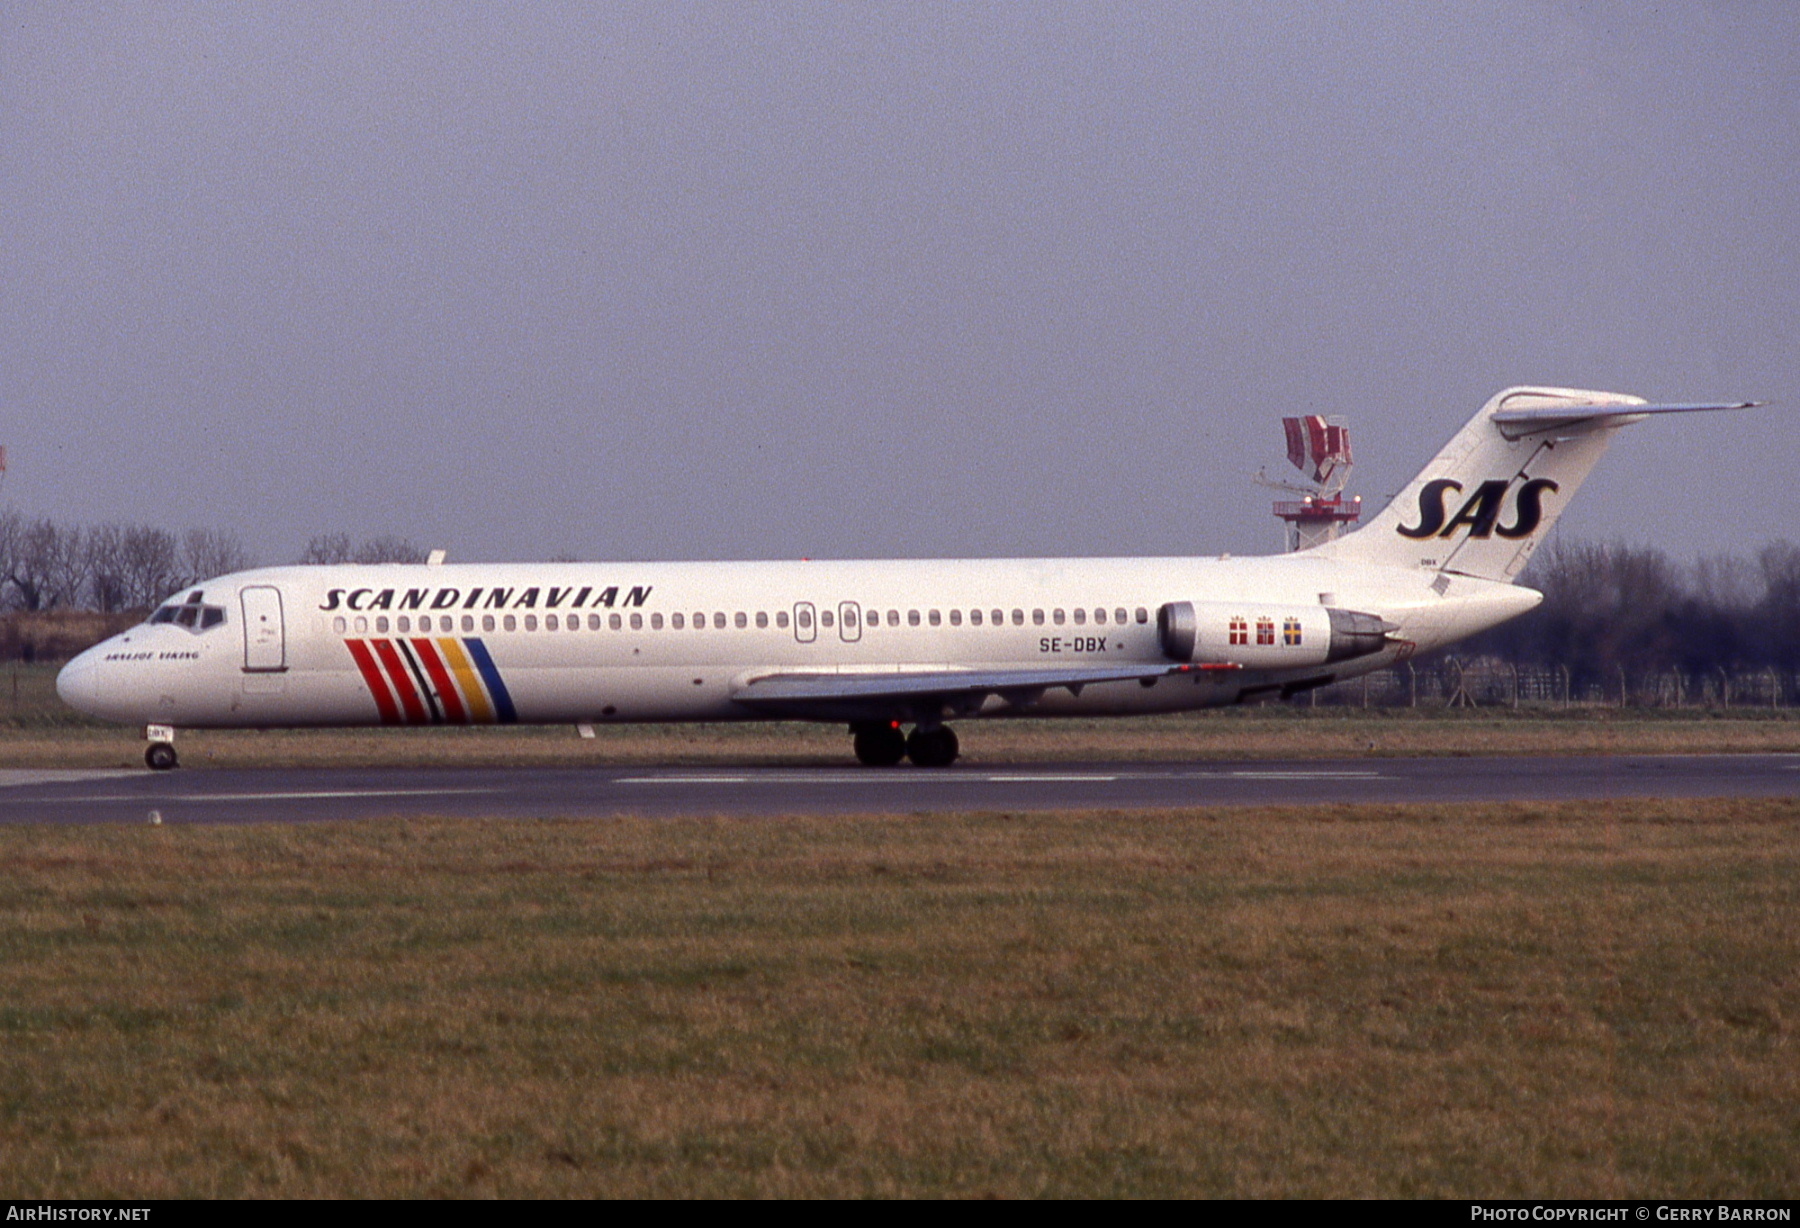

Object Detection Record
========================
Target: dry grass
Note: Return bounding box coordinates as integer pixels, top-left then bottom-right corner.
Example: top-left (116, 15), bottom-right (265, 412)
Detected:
top-left (0, 798), bottom-right (1795, 1197)
top-left (8, 712), bottom-right (1800, 770)
top-left (3, 653), bottom-right (1799, 769)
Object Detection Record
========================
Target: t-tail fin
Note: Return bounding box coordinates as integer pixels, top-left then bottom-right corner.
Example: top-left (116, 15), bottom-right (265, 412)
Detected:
top-left (1313, 386), bottom-right (1758, 583)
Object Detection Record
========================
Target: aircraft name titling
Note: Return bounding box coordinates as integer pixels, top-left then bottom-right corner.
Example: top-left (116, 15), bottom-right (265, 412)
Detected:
top-left (1397, 478), bottom-right (1558, 540)
top-left (319, 585), bottom-right (653, 613)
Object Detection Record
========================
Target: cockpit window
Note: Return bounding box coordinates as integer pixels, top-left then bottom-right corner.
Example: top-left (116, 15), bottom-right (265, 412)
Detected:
top-left (147, 590), bottom-right (228, 634)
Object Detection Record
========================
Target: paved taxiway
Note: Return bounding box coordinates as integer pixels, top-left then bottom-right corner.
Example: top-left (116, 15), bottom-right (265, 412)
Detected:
top-left (0, 754), bottom-right (1796, 825)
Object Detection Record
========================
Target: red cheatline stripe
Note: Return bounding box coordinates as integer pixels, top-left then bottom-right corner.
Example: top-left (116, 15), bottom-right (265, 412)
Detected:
top-left (344, 639), bottom-right (401, 725)
top-left (371, 638), bottom-right (428, 725)
top-left (409, 637), bottom-right (467, 724)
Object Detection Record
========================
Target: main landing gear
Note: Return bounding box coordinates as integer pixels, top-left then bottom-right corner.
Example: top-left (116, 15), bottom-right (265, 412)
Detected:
top-left (850, 722), bottom-right (959, 768)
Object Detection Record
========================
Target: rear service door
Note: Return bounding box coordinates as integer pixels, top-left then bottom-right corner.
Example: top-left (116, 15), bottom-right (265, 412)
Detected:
top-left (241, 586), bottom-right (287, 671)
top-left (839, 601), bottom-right (861, 643)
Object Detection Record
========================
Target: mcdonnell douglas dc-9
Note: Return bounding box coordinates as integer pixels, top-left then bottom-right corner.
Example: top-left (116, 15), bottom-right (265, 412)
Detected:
top-left (58, 386), bottom-right (1753, 770)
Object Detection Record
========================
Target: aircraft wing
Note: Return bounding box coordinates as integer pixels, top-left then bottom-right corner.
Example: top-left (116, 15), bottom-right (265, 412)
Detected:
top-left (732, 662), bottom-right (1235, 719)
top-left (1491, 400), bottom-right (1760, 438)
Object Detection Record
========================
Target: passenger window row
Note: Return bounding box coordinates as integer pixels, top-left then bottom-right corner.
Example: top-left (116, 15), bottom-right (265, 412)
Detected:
top-left (330, 605), bottom-right (1152, 637)
top-left (866, 607), bottom-right (1149, 629)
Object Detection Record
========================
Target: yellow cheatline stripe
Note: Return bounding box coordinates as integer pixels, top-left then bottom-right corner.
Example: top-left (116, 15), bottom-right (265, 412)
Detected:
top-left (436, 637), bottom-right (495, 724)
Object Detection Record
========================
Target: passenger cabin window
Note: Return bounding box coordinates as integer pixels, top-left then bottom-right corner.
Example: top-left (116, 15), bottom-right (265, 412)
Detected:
top-left (631, 613), bottom-right (644, 630)
top-left (504, 615), bottom-right (517, 632)
top-left (1135, 608), bottom-right (1149, 624)
top-left (888, 610), bottom-right (900, 627)
top-left (928, 610), bottom-right (941, 626)
top-left (332, 616), bottom-right (346, 634)
top-left (547, 614), bottom-right (559, 630)
top-left (397, 616), bottom-right (411, 633)
top-left (484, 615), bottom-right (497, 632)
top-left (1116, 608), bottom-right (1128, 625)
top-left (1093, 609), bottom-right (1106, 625)
top-left (949, 609), bottom-right (962, 626)
top-left (735, 612), bottom-right (748, 629)
top-left (1072, 609), bottom-right (1085, 625)
top-left (524, 615), bottom-right (537, 632)
top-left (908, 610), bottom-right (920, 627)
top-left (672, 613), bottom-right (685, 629)
top-left (970, 609), bottom-right (983, 626)
top-left (1012, 609), bottom-right (1024, 626)
top-left (609, 613), bottom-right (622, 630)
top-left (376, 616), bottom-right (390, 633)
top-left (777, 610), bottom-right (790, 629)
top-left (714, 612), bottom-right (727, 629)
top-left (1032, 609), bottom-right (1044, 625)
top-left (756, 611), bottom-right (769, 629)
top-left (354, 616), bottom-right (368, 634)
top-left (821, 610), bottom-right (834, 628)
top-left (466, 615), bottom-right (477, 632)
top-left (650, 613), bottom-right (664, 630)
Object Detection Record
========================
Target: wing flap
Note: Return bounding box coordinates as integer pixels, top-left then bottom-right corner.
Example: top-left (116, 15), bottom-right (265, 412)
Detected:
top-left (732, 662), bottom-right (1232, 717)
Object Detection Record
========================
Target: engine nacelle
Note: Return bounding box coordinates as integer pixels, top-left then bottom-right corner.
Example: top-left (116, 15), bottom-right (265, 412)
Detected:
top-left (1157, 601), bottom-right (1391, 668)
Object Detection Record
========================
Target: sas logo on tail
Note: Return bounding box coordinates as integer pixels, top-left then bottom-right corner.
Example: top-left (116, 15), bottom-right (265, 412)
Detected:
top-left (1398, 478), bottom-right (1558, 540)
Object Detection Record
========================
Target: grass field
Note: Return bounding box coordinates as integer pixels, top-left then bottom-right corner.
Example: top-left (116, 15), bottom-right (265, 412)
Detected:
top-left (1, 798), bottom-right (1796, 1197)
top-left (4, 662), bottom-right (1800, 768)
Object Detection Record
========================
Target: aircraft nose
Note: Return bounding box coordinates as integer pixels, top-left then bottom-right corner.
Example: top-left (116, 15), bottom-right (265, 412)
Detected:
top-left (56, 651), bottom-right (105, 717)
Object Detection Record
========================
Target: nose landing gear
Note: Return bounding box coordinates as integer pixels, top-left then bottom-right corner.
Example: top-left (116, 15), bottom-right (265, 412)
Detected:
top-left (144, 723), bottom-right (179, 771)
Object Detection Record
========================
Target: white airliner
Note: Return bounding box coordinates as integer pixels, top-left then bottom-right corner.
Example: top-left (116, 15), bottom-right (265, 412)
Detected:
top-left (57, 386), bottom-right (1752, 770)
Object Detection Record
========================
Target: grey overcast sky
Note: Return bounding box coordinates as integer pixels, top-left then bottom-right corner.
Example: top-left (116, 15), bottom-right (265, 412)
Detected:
top-left (2, 2), bottom-right (1795, 564)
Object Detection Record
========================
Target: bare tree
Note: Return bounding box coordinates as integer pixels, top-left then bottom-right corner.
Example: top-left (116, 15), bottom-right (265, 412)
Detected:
top-left (351, 535), bottom-right (426, 564)
top-left (181, 528), bottom-right (252, 584)
top-left (298, 533), bottom-right (353, 565)
top-left (1756, 541), bottom-right (1800, 676)
top-left (45, 522), bottom-right (92, 611)
top-left (85, 523), bottom-right (131, 612)
top-left (118, 525), bottom-right (182, 609)
top-left (0, 509), bottom-right (21, 609)
top-left (7, 518), bottom-right (70, 611)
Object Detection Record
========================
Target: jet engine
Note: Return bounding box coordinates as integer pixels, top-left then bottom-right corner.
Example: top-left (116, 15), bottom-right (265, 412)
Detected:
top-left (1157, 601), bottom-right (1392, 668)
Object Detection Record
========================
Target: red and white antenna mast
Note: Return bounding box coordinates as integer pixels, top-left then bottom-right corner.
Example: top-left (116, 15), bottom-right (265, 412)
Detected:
top-left (1255, 416), bottom-right (1360, 552)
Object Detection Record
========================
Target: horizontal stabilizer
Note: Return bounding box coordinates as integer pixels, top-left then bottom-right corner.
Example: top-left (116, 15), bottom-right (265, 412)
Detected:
top-left (1491, 400), bottom-right (1761, 438)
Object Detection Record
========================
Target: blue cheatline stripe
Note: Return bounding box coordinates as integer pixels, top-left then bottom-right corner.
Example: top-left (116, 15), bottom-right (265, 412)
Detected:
top-left (463, 637), bottom-right (518, 724)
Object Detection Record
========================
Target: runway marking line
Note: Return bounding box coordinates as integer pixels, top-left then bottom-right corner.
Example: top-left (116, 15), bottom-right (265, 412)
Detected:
top-left (1226, 770), bottom-right (1383, 779)
top-left (24, 788), bottom-right (507, 804)
top-left (616, 773), bottom-right (1122, 785)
